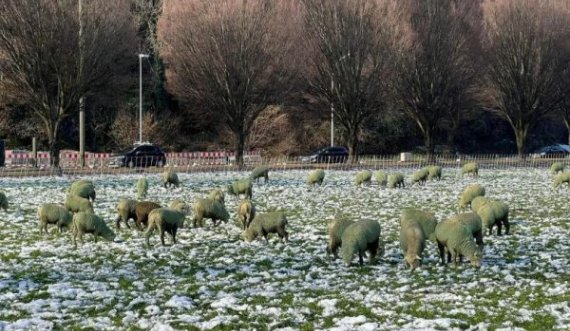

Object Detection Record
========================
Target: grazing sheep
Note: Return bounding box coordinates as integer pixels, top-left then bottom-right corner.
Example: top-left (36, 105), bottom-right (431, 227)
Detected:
top-left (473, 199), bottom-right (510, 236)
top-left (400, 208), bottom-right (438, 242)
top-left (411, 168), bottom-right (429, 186)
top-left (134, 201), bottom-right (161, 230)
top-left (71, 212), bottom-right (116, 247)
top-left (169, 199), bottom-right (188, 212)
top-left (326, 218), bottom-right (355, 259)
top-left (68, 180), bottom-right (96, 202)
top-left (450, 212), bottom-right (484, 248)
top-left (250, 165), bottom-right (270, 183)
top-left (459, 184), bottom-right (485, 210)
top-left (307, 169), bottom-right (325, 186)
top-left (64, 195), bottom-right (94, 214)
top-left (435, 219), bottom-right (482, 267)
top-left (427, 165), bottom-right (442, 181)
top-left (136, 177), bottom-right (149, 199)
top-left (0, 191), bottom-right (7, 212)
top-left (470, 196), bottom-right (490, 214)
top-left (145, 207), bottom-right (187, 246)
top-left (388, 173), bottom-right (405, 188)
top-left (553, 172), bottom-right (570, 189)
top-left (461, 162), bottom-right (479, 178)
top-left (115, 198), bottom-right (137, 229)
top-left (162, 168), bottom-right (180, 188)
top-left (243, 212), bottom-right (288, 243)
top-left (400, 221), bottom-right (425, 272)
top-left (355, 170), bottom-right (372, 186)
top-left (341, 220), bottom-right (382, 267)
top-left (37, 203), bottom-right (73, 234)
top-left (550, 162), bottom-right (565, 174)
top-left (374, 171), bottom-right (387, 187)
top-left (207, 189), bottom-right (225, 205)
top-left (192, 198), bottom-right (230, 227)
top-left (227, 179), bottom-right (253, 199)
top-left (236, 199), bottom-right (256, 230)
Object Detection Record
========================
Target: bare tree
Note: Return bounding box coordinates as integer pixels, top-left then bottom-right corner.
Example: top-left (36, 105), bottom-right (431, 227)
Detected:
top-left (158, 0), bottom-right (300, 166)
top-left (393, 0), bottom-right (478, 161)
top-left (0, 0), bottom-right (136, 166)
top-left (482, 0), bottom-right (570, 159)
top-left (302, 0), bottom-right (406, 162)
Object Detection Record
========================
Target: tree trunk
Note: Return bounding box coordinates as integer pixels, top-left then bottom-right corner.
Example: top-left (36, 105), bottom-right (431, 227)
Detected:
top-left (564, 117), bottom-right (570, 146)
top-left (235, 130), bottom-right (245, 168)
top-left (45, 120), bottom-right (61, 168)
top-left (424, 128), bottom-right (435, 164)
top-left (347, 130), bottom-right (359, 164)
top-left (514, 125), bottom-right (528, 161)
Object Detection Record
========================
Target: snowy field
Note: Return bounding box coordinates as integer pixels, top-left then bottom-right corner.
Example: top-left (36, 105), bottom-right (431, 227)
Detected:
top-left (0, 168), bottom-right (568, 331)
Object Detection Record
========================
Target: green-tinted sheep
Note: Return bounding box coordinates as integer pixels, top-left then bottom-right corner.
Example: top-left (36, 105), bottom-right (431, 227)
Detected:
top-left (145, 207), bottom-right (187, 246)
top-left (71, 212), bottom-right (116, 247)
top-left (400, 221), bottom-right (425, 272)
top-left (208, 188), bottom-right (225, 205)
top-left (192, 198), bottom-right (230, 227)
top-left (341, 220), bottom-right (382, 267)
top-left (37, 203), bottom-right (73, 234)
top-left (550, 162), bottom-right (565, 174)
top-left (326, 218), bottom-right (355, 259)
top-left (427, 165), bottom-right (442, 181)
top-left (450, 212), bottom-right (483, 248)
top-left (374, 171), bottom-right (387, 187)
top-left (307, 169), bottom-right (325, 186)
top-left (115, 198), bottom-right (137, 229)
top-left (65, 195), bottom-right (94, 214)
top-left (435, 218), bottom-right (482, 267)
top-left (162, 168), bottom-right (180, 188)
top-left (355, 170), bottom-right (372, 186)
top-left (0, 191), bottom-right (7, 212)
top-left (411, 168), bottom-right (429, 186)
top-left (134, 201), bottom-right (161, 230)
top-left (69, 180), bottom-right (96, 202)
top-left (243, 212), bottom-right (288, 243)
top-left (227, 179), bottom-right (253, 199)
top-left (388, 173), bottom-right (405, 188)
top-left (474, 199), bottom-right (510, 236)
top-left (250, 165), bottom-right (269, 183)
top-left (169, 199), bottom-right (188, 213)
top-left (400, 208), bottom-right (437, 242)
top-left (236, 199), bottom-right (256, 230)
top-left (461, 162), bottom-right (479, 178)
top-left (136, 177), bottom-right (149, 199)
top-left (553, 172), bottom-right (570, 189)
top-left (459, 184), bottom-right (485, 210)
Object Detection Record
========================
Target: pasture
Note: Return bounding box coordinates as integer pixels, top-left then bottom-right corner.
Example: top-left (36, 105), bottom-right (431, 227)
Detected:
top-left (0, 168), bottom-right (568, 330)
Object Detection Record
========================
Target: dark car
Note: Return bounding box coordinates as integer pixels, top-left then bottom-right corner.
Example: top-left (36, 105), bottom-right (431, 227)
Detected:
top-left (300, 146), bottom-right (349, 163)
top-left (109, 143), bottom-right (167, 168)
top-left (534, 144), bottom-right (570, 158)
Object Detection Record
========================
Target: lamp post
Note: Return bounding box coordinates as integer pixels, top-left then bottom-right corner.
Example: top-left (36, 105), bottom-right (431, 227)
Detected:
top-left (138, 53), bottom-right (149, 144)
top-left (330, 78), bottom-right (334, 147)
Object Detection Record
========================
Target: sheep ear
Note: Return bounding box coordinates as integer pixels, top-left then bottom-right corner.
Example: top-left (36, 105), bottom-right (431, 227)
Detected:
top-left (415, 255), bottom-right (421, 261)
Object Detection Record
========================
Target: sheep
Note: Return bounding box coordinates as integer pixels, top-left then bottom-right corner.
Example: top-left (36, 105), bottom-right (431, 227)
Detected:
top-left (458, 184), bottom-right (485, 210)
top-left (115, 198), bottom-right (137, 229)
top-left (553, 172), bottom-right (570, 189)
top-left (145, 207), bottom-right (187, 246)
top-left (243, 212), bottom-right (288, 243)
top-left (341, 220), bottom-right (382, 267)
top-left (192, 198), bottom-right (230, 227)
top-left (134, 201), bottom-right (161, 230)
top-left (68, 180), bottom-right (96, 202)
top-left (411, 168), bottom-right (429, 186)
top-left (207, 188), bottom-right (225, 205)
top-left (162, 168), bottom-right (180, 188)
top-left (250, 165), bottom-right (269, 183)
top-left (399, 221), bottom-right (425, 272)
top-left (136, 177), bottom-right (149, 199)
top-left (326, 218), bottom-right (355, 259)
top-left (71, 212), bottom-right (116, 247)
top-left (355, 170), bottom-right (372, 186)
top-left (307, 169), bottom-right (325, 186)
top-left (461, 162), bottom-right (479, 178)
top-left (374, 171), bottom-right (387, 187)
top-left (473, 199), bottom-right (510, 236)
top-left (387, 173), bottom-right (405, 188)
top-left (169, 199), bottom-right (188, 212)
top-left (0, 191), bottom-right (7, 212)
top-left (450, 212), bottom-right (484, 249)
top-left (399, 208), bottom-right (438, 242)
top-left (227, 179), bottom-right (253, 199)
top-left (435, 218), bottom-right (482, 267)
top-left (550, 162), bottom-right (565, 174)
top-left (64, 194), bottom-right (94, 214)
top-left (236, 199), bottom-right (256, 230)
top-left (427, 165), bottom-right (442, 181)
top-left (37, 203), bottom-right (73, 234)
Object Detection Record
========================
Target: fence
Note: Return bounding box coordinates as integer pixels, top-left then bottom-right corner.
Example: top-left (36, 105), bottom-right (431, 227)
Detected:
top-left (0, 151), bottom-right (568, 178)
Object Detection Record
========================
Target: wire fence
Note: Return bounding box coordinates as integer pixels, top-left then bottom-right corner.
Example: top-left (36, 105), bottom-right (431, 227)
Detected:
top-left (0, 153), bottom-right (569, 178)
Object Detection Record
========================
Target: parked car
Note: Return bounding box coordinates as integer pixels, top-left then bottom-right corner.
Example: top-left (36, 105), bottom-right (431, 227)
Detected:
top-left (533, 144), bottom-right (570, 158)
top-left (300, 146), bottom-right (349, 163)
top-left (108, 143), bottom-right (166, 168)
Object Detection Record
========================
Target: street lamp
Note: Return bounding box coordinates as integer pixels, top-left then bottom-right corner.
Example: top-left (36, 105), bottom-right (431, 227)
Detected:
top-left (138, 53), bottom-right (150, 144)
top-left (330, 78), bottom-right (335, 147)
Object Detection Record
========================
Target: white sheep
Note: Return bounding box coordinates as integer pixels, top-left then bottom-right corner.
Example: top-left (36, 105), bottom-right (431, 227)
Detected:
top-left (243, 212), bottom-right (288, 243)
top-left (136, 177), bottom-right (149, 199)
top-left (341, 220), bottom-right (382, 266)
top-left (37, 203), bottom-right (73, 234)
top-left (236, 199), bottom-right (256, 230)
top-left (115, 198), bottom-right (138, 229)
top-left (145, 207), bottom-right (187, 246)
top-left (0, 191), bottom-right (8, 212)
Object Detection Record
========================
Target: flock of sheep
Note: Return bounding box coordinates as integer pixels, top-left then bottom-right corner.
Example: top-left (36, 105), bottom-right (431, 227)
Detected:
top-left (0, 160), bottom-right (568, 269)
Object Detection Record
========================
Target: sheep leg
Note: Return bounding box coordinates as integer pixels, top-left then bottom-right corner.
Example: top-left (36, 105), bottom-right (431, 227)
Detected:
top-left (171, 228), bottom-right (177, 245)
top-left (158, 224), bottom-right (165, 246)
top-left (504, 218), bottom-right (510, 235)
top-left (94, 233), bottom-right (98, 243)
top-left (437, 242), bottom-right (446, 265)
top-left (497, 222), bottom-right (503, 236)
top-left (115, 216), bottom-right (122, 229)
top-left (368, 240), bottom-right (379, 264)
top-left (145, 225), bottom-right (155, 246)
top-left (358, 252), bottom-right (364, 266)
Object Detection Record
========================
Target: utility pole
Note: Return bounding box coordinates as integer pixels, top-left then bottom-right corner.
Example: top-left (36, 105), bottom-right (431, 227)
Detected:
top-left (138, 54), bottom-right (149, 143)
top-left (78, 0), bottom-right (85, 167)
top-left (330, 78), bottom-right (334, 147)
